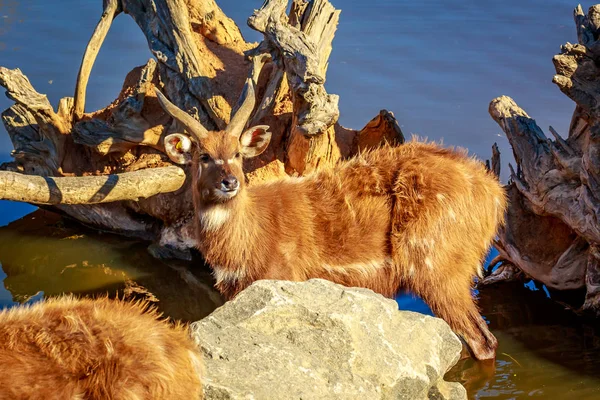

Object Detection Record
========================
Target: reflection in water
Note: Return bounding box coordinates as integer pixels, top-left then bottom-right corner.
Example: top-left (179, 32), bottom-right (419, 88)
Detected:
top-left (448, 283), bottom-right (600, 399)
top-left (0, 210), bottom-right (223, 321)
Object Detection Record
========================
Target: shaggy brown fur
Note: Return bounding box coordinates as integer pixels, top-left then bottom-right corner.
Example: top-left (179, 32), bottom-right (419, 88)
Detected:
top-left (0, 297), bottom-right (203, 400)
top-left (161, 91), bottom-right (507, 360)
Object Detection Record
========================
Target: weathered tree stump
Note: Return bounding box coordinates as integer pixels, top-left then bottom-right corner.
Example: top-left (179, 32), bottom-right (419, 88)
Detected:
top-left (483, 4), bottom-right (600, 315)
top-left (0, 0), bottom-right (403, 256)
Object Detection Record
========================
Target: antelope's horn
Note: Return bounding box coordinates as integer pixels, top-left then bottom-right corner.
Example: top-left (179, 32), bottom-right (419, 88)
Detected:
top-left (155, 89), bottom-right (209, 140)
top-left (226, 78), bottom-right (256, 138)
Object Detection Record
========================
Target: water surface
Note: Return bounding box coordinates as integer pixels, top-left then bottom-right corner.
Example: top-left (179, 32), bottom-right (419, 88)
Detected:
top-left (1, 1), bottom-right (599, 399)
top-left (0, 210), bottom-right (223, 320)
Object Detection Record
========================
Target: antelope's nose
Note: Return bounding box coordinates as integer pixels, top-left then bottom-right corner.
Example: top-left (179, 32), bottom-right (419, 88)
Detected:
top-left (220, 176), bottom-right (239, 192)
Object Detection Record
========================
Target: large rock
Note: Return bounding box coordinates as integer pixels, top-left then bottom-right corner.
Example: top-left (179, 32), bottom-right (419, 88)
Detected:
top-left (190, 279), bottom-right (466, 399)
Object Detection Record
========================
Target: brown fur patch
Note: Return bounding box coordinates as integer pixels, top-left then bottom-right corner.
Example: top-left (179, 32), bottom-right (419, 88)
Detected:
top-left (0, 296), bottom-right (203, 400)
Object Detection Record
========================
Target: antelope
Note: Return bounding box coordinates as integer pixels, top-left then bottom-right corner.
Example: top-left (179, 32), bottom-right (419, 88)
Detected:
top-left (155, 80), bottom-right (507, 360)
top-left (0, 296), bottom-right (203, 400)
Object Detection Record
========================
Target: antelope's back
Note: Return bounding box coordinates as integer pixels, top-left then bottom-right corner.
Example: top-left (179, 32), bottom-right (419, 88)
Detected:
top-left (356, 141), bottom-right (506, 274)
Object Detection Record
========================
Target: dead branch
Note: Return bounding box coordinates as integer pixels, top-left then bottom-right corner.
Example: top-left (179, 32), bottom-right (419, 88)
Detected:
top-left (485, 5), bottom-right (600, 312)
top-left (249, 0), bottom-right (342, 173)
top-left (489, 95), bottom-right (600, 244)
top-left (73, 0), bottom-right (122, 120)
top-left (0, 67), bottom-right (71, 175)
top-left (0, 166), bottom-right (185, 205)
top-left (123, 0), bottom-right (253, 131)
top-left (479, 264), bottom-right (522, 286)
top-left (73, 59), bottom-right (162, 155)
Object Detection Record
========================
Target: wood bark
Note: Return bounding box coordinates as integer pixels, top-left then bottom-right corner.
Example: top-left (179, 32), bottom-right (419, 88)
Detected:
top-left (0, 0), bottom-right (403, 257)
top-left (0, 166), bottom-right (185, 205)
top-left (73, 0), bottom-right (122, 120)
top-left (482, 4), bottom-right (600, 314)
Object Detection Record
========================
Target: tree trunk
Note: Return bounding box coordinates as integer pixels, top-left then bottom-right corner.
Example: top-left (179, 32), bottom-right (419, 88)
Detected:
top-left (0, 0), bottom-right (403, 258)
top-left (482, 4), bottom-right (600, 315)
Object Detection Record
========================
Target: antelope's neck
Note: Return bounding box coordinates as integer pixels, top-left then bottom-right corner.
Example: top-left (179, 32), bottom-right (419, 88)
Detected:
top-left (195, 191), bottom-right (261, 270)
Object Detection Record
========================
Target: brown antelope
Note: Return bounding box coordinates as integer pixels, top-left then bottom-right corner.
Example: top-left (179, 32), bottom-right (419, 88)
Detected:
top-left (155, 80), bottom-right (507, 360)
top-left (0, 296), bottom-right (203, 400)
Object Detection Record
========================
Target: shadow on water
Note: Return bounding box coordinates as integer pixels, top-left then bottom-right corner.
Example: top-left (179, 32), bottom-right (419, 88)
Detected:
top-left (0, 210), bottom-right (223, 322)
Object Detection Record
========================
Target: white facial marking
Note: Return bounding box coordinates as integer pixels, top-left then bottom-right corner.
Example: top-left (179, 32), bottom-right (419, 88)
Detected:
top-left (197, 163), bottom-right (203, 176)
top-left (227, 158), bottom-right (236, 164)
top-left (200, 206), bottom-right (230, 231)
top-left (214, 159), bottom-right (225, 165)
top-left (213, 188), bottom-right (239, 200)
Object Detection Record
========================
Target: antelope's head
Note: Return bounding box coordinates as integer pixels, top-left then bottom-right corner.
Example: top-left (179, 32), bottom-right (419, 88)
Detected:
top-left (156, 80), bottom-right (271, 204)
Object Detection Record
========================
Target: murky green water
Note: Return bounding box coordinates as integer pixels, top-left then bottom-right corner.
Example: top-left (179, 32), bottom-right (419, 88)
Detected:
top-left (0, 211), bottom-right (223, 321)
top-left (448, 283), bottom-right (600, 399)
top-left (1, 211), bottom-right (599, 399)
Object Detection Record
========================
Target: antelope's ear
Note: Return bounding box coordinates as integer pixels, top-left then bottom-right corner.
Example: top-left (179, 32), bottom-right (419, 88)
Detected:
top-left (239, 125), bottom-right (271, 158)
top-left (164, 133), bottom-right (193, 165)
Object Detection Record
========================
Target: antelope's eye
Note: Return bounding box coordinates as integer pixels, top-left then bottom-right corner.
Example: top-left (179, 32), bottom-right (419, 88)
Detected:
top-left (199, 154), bottom-right (210, 163)
top-left (235, 152), bottom-right (241, 159)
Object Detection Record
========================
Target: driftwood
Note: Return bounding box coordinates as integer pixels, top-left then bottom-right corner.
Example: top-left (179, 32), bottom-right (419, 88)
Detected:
top-left (0, 0), bottom-right (403, 256)
top-left (482, 4), bottom-right (600, 314)
top-left (0, 166), bottom-right (185, 205)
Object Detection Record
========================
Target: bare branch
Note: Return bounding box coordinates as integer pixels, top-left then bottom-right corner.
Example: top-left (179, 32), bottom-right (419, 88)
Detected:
top-left (73, 59), bottom-right (163, 154)
top-left (574, 4), bottom-right (595, 46)
top-left (486, 142), bottom-right (501, 178)
top-left (0, 67), bottom-right (70, 175)
top-left (249, 0), bottom-right (341, 173)
top-left (490, 95), bottom-right (600, 243)
top-left (549, 125), bottom-right (575, 156)
top-left (74, 0), bottom-right (122, 120)
top-left (479, 264), bottom-right (522, 286)
top-left (0, 166), bottom-right (185, 205)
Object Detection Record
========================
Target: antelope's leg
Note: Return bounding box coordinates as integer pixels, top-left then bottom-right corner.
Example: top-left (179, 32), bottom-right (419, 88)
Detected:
top-left (412, 275), bottom-right (498, 360)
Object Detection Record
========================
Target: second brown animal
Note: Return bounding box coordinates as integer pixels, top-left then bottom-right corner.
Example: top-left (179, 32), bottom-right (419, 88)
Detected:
top-left (0, 296), bottom-right (203, 400)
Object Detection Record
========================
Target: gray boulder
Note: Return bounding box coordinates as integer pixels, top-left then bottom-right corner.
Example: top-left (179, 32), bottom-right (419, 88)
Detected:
top-left (190, 279), bottom-right (466, 400)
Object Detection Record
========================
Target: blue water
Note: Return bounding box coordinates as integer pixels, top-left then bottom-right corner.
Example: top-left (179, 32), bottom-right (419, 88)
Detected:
top-left (0, 1), bottom-right (576, 183)
top-left (0, 155), bottom-right (36, 226)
